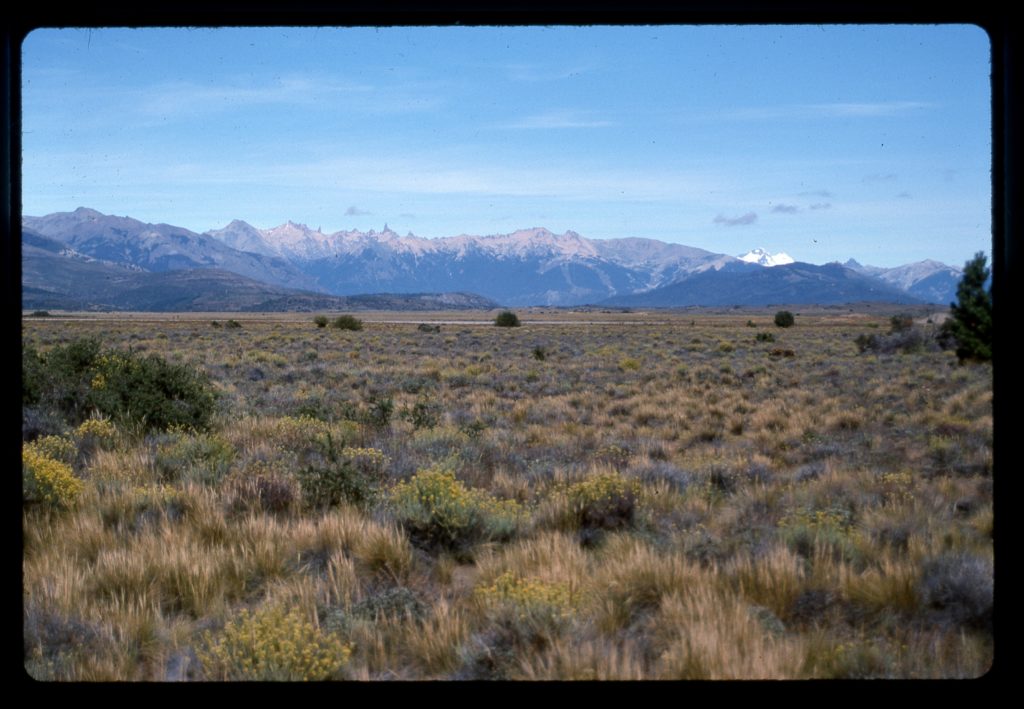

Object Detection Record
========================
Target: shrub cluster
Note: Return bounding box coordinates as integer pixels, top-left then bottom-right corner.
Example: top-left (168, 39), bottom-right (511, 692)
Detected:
top-left (297, 437), bottom-right (389, 510)
top-left (890, 313), bottom-right (914, 333)
top-left (774, 311), bottom-right (795, 328)
top-left (197, 605), bottom-right (352, 681)
top-left (388, 467), bottom-right (522, 557)
top-left (475, 571), bottom-right (575, 622)
top-left (23, 338), bottom-right (216, 433)
top-left (23, 441), bottom-right (84, 509)
top-left (331, 315), bottom-right (364, 331)
top-left (855, 329), bottom-right (935, 355)
top-left (564, 472), bottom-right (641, 538)
top-left (74, 417), bottom-right (118, 451)
top-left (494, 311), bottom-right (521, 328)
top-left (778, 505), bottom-right (856, 559)
top-left (154, 429), bottom-right (235, 485)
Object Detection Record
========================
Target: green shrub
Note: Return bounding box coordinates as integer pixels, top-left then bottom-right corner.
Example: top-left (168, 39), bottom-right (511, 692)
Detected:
top-left (351, 587), bottom-right (426, 622)
top-left (855, 333), bottom-right (878, 354)
top-left (494, 311), bottom-right (521, 328)
top-left (87, 349), bottom-right (216, 432)
top-left (297, 435), bottom-right (389, 510)
top-left (755, 332), bottom-right (775, 343)
top-left (855, 329), bottom-right (928, 355)
top-left (332, 315), bottom-right (363, 331)
top-left (225, 319), bottom-right (242, 329)
top-left (401, 396), bottom-right (440, 430)
top-left (532, 346), bottom-right (548, 361)
top-left (890, 313), bottom-right (914, 333)
top-left (362, 395), bottom-right (394, 429)
top-left (388, 467), bottom-right (522, 558)
top-left (774, 311), bottom-right (795, 328)
top-left (313, 315), bottom-right (329, 328)
top-left (22, 338), bottom-right (216, 433)
top-left (154, 429), bottom-right (235, 485)
top-left (22, 344), bottom-right (48, 408)
top-left (197, 605), bottom-right (352, 681)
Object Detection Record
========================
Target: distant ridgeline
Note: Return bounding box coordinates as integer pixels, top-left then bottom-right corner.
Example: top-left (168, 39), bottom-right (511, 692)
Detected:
top-left (23, 208), bottom-right (961, 310)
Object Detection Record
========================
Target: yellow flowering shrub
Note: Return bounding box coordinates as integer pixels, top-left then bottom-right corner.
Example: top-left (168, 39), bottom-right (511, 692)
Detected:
top-left (389, 467), bottom-right (523, 555)
top-left (23, 443), bottom-right (84, 508)
top-left (778, 506), bottom-right (853, 534)
top-left (197, 605), bottom-right (352, 681)
top-left (563, 471), bottom-right (640, 532)
top-left (275, 415), bottom-right (358, 450)
top-left (471, 572), bottom-right (578, 667)
top-left (877, 471), bottom-right (915, 506)
top-left (475, 571), bottom-right (576, 622)
top-left (778, 505), bottom-right (857, 559)
top-left (74, 417), bottom-right (118, 450)
top-left (29, 435), bottom-right (77, 465)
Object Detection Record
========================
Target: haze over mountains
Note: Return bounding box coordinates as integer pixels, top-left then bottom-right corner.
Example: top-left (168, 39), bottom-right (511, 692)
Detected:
top-left (22, 207), bottom-right (962, 311)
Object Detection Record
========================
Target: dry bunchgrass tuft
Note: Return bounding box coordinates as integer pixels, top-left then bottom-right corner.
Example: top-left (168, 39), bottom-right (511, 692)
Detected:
top-left (402, 598), bottom-right (470, 678)
top-left (726, 545), bottom-right (807, 618)
top-left (515, 636), bottom-right (648, 680)
top-left (652, 586), bottom-right (808, 679)
top-left (589, 537), bottom-right (705, 633)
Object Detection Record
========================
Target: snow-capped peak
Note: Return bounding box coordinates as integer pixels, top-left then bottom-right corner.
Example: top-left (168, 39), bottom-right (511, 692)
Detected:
top-left (738, 248), bottom-right (795, 267)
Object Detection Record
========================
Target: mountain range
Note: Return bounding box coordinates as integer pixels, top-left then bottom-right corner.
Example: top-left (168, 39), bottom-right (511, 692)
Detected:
top-left (22, 207), bottom-right (962, 311)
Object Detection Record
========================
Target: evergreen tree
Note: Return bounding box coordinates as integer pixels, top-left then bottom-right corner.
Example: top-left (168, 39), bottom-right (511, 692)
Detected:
top-left (944, 252), bottom-right (992, 363)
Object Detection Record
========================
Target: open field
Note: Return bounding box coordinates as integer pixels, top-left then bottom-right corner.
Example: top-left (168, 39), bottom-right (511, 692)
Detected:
top-left (22, 309), bottom-right (992, 680)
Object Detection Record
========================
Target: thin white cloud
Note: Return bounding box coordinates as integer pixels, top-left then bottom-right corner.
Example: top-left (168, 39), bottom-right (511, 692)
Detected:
top-left (138, 76), bottom-right (372, 115)
top-left (498, 110), bottom-right (615, 130)
top-left (505, 63), bottom-right (588, 82)
top-left (721, 101), bottom-right (932, 121)
top-left (133, 75), bottom-right (448, 119)
top-left (46, 148), bottom-right (723, 204)
top-left (345, 205), bottom-right (372, 216)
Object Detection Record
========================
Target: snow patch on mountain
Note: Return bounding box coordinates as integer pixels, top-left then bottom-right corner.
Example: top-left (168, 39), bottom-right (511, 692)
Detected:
top-left (738, 248), bottom-right (795, 267)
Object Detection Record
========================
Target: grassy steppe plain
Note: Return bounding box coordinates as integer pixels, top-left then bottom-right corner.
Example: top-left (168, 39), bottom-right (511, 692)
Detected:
top-left (22, 308), bottom-right (993, 680)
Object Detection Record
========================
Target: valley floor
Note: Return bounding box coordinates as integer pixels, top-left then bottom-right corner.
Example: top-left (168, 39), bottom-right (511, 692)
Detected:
top-left (22, 309), bottom-right (993, 680)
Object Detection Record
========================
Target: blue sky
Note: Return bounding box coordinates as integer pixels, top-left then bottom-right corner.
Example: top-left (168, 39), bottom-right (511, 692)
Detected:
top-left (22, 25), bottom-right (991, 267)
